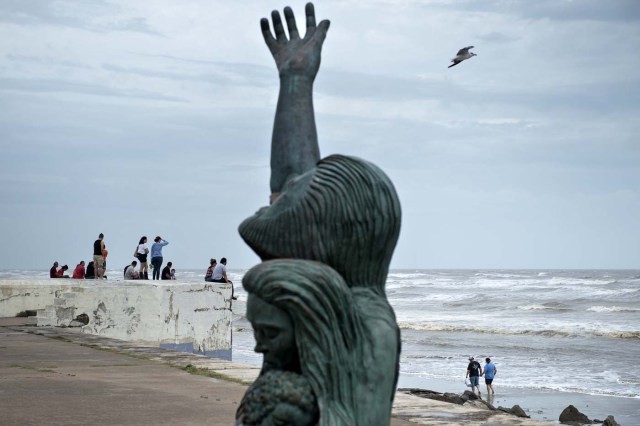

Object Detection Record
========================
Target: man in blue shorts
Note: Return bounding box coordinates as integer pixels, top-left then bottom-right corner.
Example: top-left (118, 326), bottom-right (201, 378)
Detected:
top-left (482, 357), bottom-right (497, 394)
top-left (466, 356), bottom-right (483, 396)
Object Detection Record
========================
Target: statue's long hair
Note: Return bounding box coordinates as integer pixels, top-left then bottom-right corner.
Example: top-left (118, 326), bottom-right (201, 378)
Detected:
top-left (239, 154), bottom-right (401, 294)
top-left (243, 259), bottom-right (364, 426)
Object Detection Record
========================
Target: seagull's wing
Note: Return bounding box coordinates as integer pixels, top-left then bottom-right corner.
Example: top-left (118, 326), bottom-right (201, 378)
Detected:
top-left (456, 46), bottom-right (474, 55)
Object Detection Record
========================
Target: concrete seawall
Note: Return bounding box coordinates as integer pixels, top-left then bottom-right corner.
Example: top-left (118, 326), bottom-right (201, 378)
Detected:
top-left (0, 280), bottom-right (232, 354)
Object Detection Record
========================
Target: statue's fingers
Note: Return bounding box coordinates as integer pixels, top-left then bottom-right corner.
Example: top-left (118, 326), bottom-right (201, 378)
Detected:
top-left (284, 7), bottom-right (300, 40)
top-left (305, 2), bottom-right (317, 31)
top-left (260, 18), bottom-right (277, 51)
top-left (315, 19), bottom-right (330, 43)
top-left (271, 10), bottom-right (287, 42)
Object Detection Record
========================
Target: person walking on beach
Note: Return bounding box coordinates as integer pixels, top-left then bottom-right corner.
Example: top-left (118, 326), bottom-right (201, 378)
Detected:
top-left (135, 236), bottom-right (150, 280)
top-left (150, 236), bottom-right (169, 280)
top-left (204, 258), bottom-right (217, 282)
top-left (482, 357), bottom-right (497, 395)
top-left (212, 257), bottom-right (236, 299)
top-left (93, 233), bottom-right (105, 279)
top-left (466, 356), bottom-right (483, 397)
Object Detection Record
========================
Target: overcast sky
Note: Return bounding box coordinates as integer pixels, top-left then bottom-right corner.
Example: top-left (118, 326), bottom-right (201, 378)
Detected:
top-left (1, 0), bottom-right (639, 271)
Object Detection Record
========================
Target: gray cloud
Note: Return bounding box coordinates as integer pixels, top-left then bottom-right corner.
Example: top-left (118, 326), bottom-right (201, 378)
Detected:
top-left (431, 0), bottom-right (640, 22)
top-left (0, 0), bottom-right (159, 34)
top-left (476, 31), bottom-right (518, 44)
top-left (0, 77), bottom-right (187, 102)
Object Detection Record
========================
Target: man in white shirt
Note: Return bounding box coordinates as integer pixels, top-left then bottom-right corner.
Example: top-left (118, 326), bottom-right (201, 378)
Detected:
top-left (211, 257), bottom-right (236, 299)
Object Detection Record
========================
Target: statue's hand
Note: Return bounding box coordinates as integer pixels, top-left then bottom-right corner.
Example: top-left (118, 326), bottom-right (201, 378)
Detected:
top-left (261, 2), bottom-right (330, 80)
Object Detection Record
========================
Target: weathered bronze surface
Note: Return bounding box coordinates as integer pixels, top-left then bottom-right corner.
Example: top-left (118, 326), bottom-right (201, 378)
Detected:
top-left (236, 3), bottom-right (402, 425)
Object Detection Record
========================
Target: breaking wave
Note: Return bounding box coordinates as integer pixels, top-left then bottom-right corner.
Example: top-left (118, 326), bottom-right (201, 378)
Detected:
top-left (517, 302), bottom-right (573, 312)
top-left (587, 305), bottom-right (640, 313)
top-left (397, 322), bottom-right (640, 339)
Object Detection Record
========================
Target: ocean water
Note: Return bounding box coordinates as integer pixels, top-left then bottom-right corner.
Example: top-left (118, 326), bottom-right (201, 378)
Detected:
top-left (231, 269), bottom-right (640, 423)
top-left (3, 268), bottom-right (639, 423)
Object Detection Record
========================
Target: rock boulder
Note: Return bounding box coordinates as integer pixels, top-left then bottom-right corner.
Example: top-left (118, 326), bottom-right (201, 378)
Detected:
top-left (559, 405), bottom-right (591, 425)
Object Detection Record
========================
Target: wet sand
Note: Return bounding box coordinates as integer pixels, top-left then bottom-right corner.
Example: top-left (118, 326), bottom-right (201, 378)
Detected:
top-left (398, 375), bottom-right (638, 424)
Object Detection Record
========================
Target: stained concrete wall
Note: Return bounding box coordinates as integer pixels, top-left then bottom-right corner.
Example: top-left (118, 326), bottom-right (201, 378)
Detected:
top-left (0, 280), bottom-right (232, 352)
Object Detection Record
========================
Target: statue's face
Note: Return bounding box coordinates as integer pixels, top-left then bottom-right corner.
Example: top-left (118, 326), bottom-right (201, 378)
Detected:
top-left (247, 294), bottom-right (298, 372)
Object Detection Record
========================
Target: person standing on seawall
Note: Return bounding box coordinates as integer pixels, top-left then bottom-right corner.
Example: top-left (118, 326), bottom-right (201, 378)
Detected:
top-left (150, 236), bottom-right (169, 280)
top-left (136, 236), bottom-right (150, 280)
top-left (482, 357), bottom-right (497, 395)
top-left (466, 356), bottom-right (483, 397)
top-left (93, 233), bottom-right (105, 279)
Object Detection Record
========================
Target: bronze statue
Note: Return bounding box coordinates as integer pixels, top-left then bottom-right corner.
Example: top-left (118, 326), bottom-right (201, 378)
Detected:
top-left (237, 3), bottom-right (402, 425)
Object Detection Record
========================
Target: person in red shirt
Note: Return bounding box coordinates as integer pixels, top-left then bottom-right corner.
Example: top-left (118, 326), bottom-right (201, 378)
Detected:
top-left (72, 261), bottom-right (86, 279)
top-left (56, 265), bottom-right (70, 278)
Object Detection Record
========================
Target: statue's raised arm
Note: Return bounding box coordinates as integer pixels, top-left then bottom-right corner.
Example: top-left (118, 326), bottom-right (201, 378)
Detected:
top-left (261, 3), bottom-right (330, 201)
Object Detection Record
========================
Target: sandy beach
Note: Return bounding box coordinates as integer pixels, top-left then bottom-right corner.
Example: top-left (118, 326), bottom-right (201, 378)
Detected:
top-left (398, 375), bottom-right (635, 424)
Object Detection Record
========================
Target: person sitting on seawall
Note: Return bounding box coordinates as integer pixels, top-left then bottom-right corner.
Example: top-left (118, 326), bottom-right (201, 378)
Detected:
top-left (72, 261), bottom-right (85, 279)
top-left (150, 236), bottom-right (169, 280)
top-left (135, 236), bottom-right (150, 280)
top-left (212, 257), bottom-right (236, 300)
top-left (85, 261), bottom-right (95, 279)
top-left (204, 258), bottom-right (217, 282)
top-left (124, 261), bottom-right (140, 280)
top-left (170, 269), bottom-right (176, 280)
top-left (482, 357), bottom-right (497, 395)
top-left (50, 261), bottom-right (59, 278)
top-left (161, 262), bottom-right (173, 280)
top-left (56, 265), bottom-right (70, 278)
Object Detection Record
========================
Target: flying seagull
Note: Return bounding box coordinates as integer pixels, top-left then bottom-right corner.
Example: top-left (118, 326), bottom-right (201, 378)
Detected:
top-left (448, 46), bottom-right (476, 68)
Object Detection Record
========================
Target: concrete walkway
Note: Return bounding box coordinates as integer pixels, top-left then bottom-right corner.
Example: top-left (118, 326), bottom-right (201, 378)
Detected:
top-left (0, 318), bottom-right (549, 425)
